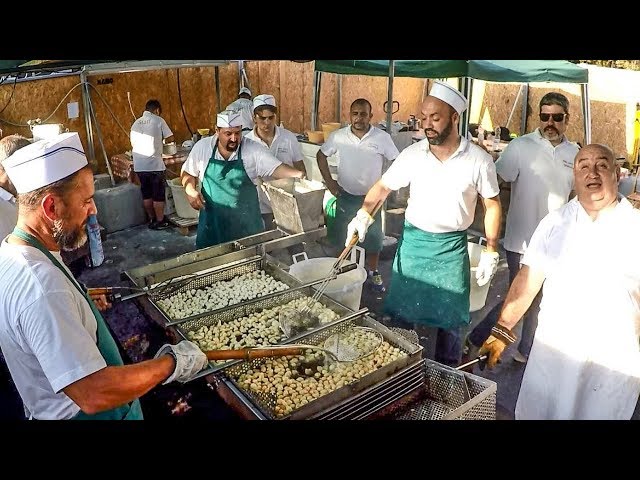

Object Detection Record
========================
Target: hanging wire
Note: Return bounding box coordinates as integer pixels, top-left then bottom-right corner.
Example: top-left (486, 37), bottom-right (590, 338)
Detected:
top-left (176, 69), bottom-right (193, 136)
top-left (0, 75), bottom-right (18, 116)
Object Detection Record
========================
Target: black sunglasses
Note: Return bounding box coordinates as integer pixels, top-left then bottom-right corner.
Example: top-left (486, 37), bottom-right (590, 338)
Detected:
top-left (539, 112), bottom-right (567, 122)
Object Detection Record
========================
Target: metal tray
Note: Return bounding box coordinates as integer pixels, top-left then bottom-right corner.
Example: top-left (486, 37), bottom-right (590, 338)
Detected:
top-left (172, 282), bottom-right (361, 376)
top-left (215, 315), bottom-right (423, 420)
top-left (148, 255), bottom-right (304, 324)
top-left (384, 359), bottom-right (497, 420)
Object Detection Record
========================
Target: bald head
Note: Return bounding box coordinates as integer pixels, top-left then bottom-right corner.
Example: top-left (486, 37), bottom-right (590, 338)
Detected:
top-left (573, 143), bottom-right (619, 214)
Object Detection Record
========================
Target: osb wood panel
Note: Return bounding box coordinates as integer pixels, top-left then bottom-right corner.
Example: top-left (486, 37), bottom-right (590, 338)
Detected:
top-left (0, 75), bottom-right (86, 154)
top-left (301, 62), bottom-right (317, 133)
top-left (279, 61), bottom-right (306, 134)
top-left (587, 98), bottom-right (626, 158)
top-left (476, 83), bottom-right (523, 133)
top-left (317, 72), bottom-right (337, 127)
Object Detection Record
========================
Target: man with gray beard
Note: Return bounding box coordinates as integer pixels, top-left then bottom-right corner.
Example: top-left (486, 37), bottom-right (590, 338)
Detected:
top-left (0, 133), bottom-right (208, 420)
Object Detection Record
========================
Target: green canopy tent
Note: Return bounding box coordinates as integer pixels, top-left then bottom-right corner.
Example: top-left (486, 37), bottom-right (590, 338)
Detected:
top-left (312, 60), bottom-right (591, 144)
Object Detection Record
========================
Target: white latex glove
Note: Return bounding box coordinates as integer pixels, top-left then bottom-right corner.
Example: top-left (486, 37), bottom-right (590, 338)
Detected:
top-left (154, 340), bottom-right (208, 385)
top-left (475, 250), bottom-right (500, 287)
top-left (345, 208), bottom-right (375, 247)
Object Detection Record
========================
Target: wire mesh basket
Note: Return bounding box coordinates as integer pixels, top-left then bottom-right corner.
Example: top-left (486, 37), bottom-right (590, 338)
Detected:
top-left (264, 178), bottom-right (326, 234)
top-left (389, 359), bottom-right (496, 420)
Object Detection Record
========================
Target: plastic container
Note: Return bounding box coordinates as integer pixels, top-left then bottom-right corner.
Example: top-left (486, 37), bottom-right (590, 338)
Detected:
top-left (468, 239), bottom-right (491, 312)
top-left (167, 177), bottom-right (199, 219)
top-left (288, 246), bottom-right (367, 311)
top-left (86, 214), bottom-right (104, 268)
top-left (321, 122), bottom-right (341, 140)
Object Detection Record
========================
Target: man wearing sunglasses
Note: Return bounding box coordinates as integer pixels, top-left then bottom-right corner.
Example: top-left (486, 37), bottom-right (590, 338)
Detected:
top-left (464, 92), bottom-right (580, 365)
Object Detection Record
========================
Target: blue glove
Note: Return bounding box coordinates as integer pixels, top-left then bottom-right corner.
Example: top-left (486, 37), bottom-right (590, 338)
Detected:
top-left (154, 340), bottom-right (208, 384)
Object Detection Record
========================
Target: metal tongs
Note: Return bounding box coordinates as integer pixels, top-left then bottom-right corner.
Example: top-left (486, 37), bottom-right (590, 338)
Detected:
top-left (279, 200), bottom-right (384, 330)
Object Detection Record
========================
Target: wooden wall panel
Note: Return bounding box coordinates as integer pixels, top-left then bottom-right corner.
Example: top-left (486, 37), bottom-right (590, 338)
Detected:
top-left (2, 62), bottom-right (637, 179)
top-left (279, 61), bottom-right (306, 133)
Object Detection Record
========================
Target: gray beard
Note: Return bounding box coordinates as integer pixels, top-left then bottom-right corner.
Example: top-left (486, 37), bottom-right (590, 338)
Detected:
top-left (52, 219), bottom-right (88, 252)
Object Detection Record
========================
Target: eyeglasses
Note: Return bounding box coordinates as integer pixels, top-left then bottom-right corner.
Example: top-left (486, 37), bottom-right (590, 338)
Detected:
top-left (539, 112), bottom-right (567, 122)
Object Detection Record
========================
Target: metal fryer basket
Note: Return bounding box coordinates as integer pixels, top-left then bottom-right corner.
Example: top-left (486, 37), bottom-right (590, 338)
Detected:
top-left (221, 315), bottom-right (423, 420)
top-left (149, 255), bottom-right (304, 322)
top-left (391, 359), bottom-right (496, 420)
top-left (174, 282), bottom-right (357, 375)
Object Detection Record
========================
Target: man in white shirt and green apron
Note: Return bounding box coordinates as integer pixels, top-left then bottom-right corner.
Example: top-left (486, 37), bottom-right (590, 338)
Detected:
top-left (0, 133), bottom-right (208, 420)
top-left (180, 111), bottom-right (305, 249)
top-left (317, 98), bottom-right (400, 292)
top-left (346, 81), bottom-right (502, 366)
top-left (480, 144), bottom-right (640, 419)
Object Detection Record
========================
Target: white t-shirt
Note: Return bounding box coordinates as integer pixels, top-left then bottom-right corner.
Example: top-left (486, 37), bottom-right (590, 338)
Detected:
top-left (320, 126), bottom-right (400, 196)
top-left (496, 129), bottom-right (579, 254)
top-left (245, 126), bottom-right (304, 214)
top-left (517, 196), bottom-right (640, 419)
top-left (130, 111), bottom-right (174, 172)
top-left (381, 136), bottom-right (500, 233)
top-left (226, 98), bottom-right (254, 131)
top-left (0, 240), bottom-right (107, 420)
top-left (181, 135), bottom-right (281, 185)
top-left (0, 191), bottom-right (17, 241)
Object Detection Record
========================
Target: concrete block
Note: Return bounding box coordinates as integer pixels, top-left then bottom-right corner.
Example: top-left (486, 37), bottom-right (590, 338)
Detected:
top-left (94, 183), bottom-right (147, 233)
top-left (94, 174), bottom-right (115, 191)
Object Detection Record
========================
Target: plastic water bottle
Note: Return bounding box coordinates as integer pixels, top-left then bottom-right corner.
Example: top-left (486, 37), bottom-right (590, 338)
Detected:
top-left (477, 126), bottom-right (485, 145)
top-left (86, 214), bottom-right (104, 268)
top-left (493, 127), bottom-right (501, 151)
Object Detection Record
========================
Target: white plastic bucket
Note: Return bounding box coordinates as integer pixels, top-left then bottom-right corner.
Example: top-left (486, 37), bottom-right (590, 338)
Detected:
top-left (288, 246), bottom-right (367, 311)
top-left (468, 239), bottom-right (491, 312)
top-left (167, 177), bottom-right (199, 219)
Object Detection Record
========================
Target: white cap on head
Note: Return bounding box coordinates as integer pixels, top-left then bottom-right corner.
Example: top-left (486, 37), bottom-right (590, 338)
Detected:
top-left (216, 110), bottom-right (243, 128)
top-left (429, 80), bottom-right (468, 115)
top-left (239, 86), bottom-right (251, 96)
top-left (253, 94), bottom-right (276, 112)
top-left (4, 132), bottom-right (88, 194)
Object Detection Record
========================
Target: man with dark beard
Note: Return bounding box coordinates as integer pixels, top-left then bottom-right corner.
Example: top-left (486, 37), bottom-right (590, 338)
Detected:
top-left (464, 92), bottom-right (579, 365)
top-left (346, 81), bottom-right (502, 366)
top-left (0, 133), bottom-right (208, 419)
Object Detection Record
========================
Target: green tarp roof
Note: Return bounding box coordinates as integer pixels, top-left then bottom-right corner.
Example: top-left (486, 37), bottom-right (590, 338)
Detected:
top-left (314, 60), bottom-right (588, 84)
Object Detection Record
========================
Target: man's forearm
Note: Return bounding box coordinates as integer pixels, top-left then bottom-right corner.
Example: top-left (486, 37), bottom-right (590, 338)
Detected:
top-left (497, 266), bottom-right (544, 331)
top-left (483, 196), bottom-right (502, 252)
top-left (181, 171), bottom-right (197, 190)
top-left (316, 152), bottom-right (334, 186)
top-left (362, 181), bottom-right (391, 214)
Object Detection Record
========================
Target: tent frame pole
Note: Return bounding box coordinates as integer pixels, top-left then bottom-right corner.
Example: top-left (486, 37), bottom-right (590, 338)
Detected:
top-left (581, 83), bottom-right (591, 145)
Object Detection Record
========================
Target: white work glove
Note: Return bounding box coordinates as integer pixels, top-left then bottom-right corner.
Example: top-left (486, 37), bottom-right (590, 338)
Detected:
top-left (154, 340), bottom-right (209, 385)
top-left (475, 250), bottom-right (500, 287)
top-left (345, 208), bottom-right (375, 247)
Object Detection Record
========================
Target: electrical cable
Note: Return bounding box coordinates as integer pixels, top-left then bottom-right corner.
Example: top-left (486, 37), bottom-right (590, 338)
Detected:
top-left (0, 75), bottom-right (18, 116)
top-left (87, 82), bottom-right (130, 138)
top-left (176, 69), bottom-right (193, 135)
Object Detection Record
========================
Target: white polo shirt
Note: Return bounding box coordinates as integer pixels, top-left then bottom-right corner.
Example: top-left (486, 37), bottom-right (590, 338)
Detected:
top-left (181, 135), bottom-right (281, 184)
top-left (130, 111), bottom-right (174, 172)
top-left (0, 188), bottom-right (17, 241)
top-left (0, 240), bottom-right (107, 420)
top-left (245, 126), bottom-right (304, 214)
top-left (320, 125), bottom-right (400, 196)
top-left (517, 196), bottom-right (640, 419)
top-left (496, 129), bottom-right (579, 254)
top-left (226, 98), bottom-right (254, 131)
top-left (381, 136), bottom-right (500, 233)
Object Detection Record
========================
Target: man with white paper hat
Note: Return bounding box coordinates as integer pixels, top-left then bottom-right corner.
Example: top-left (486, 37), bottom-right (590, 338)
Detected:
top-left (0, 132), bottom-right (208, 419)
top-left (346, 80), bottom-right (502, 367)
top-left (181, 110), bottom-right (305, 248)
top-left (226, 85), bottom-right (254, 132)
top-left (245, 94), bottom-right (306, 229)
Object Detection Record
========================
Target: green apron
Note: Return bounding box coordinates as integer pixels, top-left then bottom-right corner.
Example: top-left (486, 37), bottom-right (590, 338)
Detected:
top-left (12, 227), bottom-right (143, 420)
top-left (196, 142), bottom-right (263, 248)
top-left (330, 191), bottom-right (384, 252)
top-left (384, 221), bottom-right (470, 330)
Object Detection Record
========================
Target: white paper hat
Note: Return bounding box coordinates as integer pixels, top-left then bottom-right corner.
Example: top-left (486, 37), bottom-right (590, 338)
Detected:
top-left (253, 94), bottom-right (276, 111)
top-left (4, 132), bottom-right (88, 194)
top-left (239, 86), bottom-right (251, 96)
top-left (216, 110), bottom-right (243, 128)
top-left (429, 81), bottom-right (468, 114)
